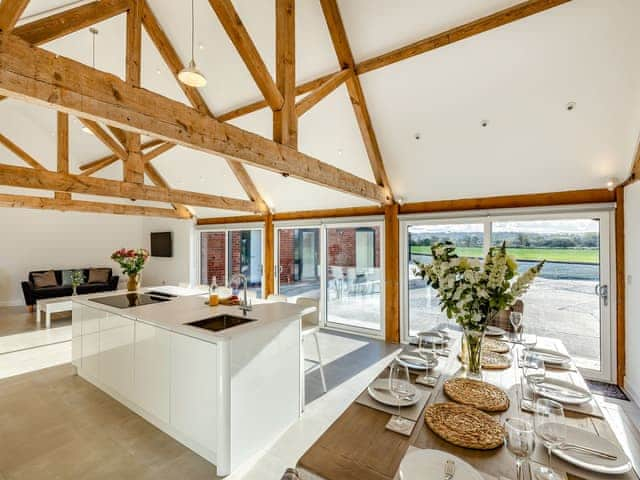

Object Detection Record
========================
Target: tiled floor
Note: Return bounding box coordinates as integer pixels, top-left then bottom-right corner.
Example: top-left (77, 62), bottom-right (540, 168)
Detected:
top-left (0, 306), bottom-right (71, 336)
top-left (0, 329), bottom-right (401, 479)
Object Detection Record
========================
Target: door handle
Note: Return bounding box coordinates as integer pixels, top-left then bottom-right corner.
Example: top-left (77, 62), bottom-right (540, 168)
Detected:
top-left (596, 284), bottom-right (609, 307)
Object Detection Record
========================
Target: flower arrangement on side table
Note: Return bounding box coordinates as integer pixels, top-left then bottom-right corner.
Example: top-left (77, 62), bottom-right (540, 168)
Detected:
top-left (70, 270), bottom-right (85, 296)
top-left (413, 242), bottom-right (544, 377)
top-left (111, 248), bottom-right (150, 292)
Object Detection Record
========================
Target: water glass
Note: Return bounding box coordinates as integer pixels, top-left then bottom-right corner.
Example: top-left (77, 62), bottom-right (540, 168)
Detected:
top-left (417, 332), bottom-right (441, 381)
top-left (504, 418), bottom-right (536, 480)
top-left (524, 356), bottom-right (545, 401)
top-left (510, 311), bottom-right (524, 340)
top-left (388, 362), bottom-right (413, 429)
top-left (534, 398), bottom-right (566, 480)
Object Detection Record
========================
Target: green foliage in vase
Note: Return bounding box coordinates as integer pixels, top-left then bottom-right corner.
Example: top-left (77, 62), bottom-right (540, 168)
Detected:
top-left (413, 242), bottom-right (544, 331)
top-left (70, 270), bottom-right (85, 289)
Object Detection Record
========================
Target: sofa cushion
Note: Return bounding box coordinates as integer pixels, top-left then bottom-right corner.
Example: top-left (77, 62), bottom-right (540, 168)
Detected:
top-left (32, 286), bottom-right (73, 299)
top-left (32, 271), bottom-right (58, 288)
top-left (88, 268), bottom-right (110, 284)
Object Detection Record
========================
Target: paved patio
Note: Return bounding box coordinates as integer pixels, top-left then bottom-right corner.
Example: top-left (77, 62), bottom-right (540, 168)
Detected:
top-left (281, 274), bottom-right (601, 371)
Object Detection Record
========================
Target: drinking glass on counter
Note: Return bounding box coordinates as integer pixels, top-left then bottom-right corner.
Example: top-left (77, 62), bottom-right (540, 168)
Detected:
top-left (534, 399), bottom-right (566, 480)
top-left (388, 362), bottom-right (413, 430)
top-left (504, 418), bottom-right (536, 480)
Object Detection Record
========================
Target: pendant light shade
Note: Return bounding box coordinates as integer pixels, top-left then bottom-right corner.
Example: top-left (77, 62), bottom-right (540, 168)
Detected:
top-left (179, 59), bottom-right (207, 87)
top-left (179, 0), bottom-right (207, 88)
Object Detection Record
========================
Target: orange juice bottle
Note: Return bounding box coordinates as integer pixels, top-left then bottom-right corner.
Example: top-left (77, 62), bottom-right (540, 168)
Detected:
top-left (209, 276), bottom-right (219, 306)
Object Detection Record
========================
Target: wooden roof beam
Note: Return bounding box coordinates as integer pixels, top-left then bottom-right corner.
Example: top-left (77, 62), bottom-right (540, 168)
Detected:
top-left (209, 0), bottom-right (283, 111)
top-left (78, 119), bottom-right (128, 161)
top-left (295, 69), bottom-right (350, 117)
top-left (0, 163), bottom-right (261, 212)
top-left (356, 0), bottom-right (572, 75)
top-left (0, 192), bottom-right (189, 218)
top-left (79, 139), bottom-right (163, 176)
top-left (141, 0), bottom-right (266, 210)
top-left (55, 111), bottom-right (70, 200)
top-left (273, 0), bottom-right (296, 148)
top-left (0, 0), bottom-right (30, 31)
top-left (319, 0), bottom-right (393, 198)
top-left (0, 33), bottom-right (389, 204)
top-left (0, 131), bottom-right (45, 169)
top-left (124, 0), bottom-right (143, 184)
top-left (13, 0), bottom-right (130, 45)
top-left (144, 163), bottom-right (192, 218)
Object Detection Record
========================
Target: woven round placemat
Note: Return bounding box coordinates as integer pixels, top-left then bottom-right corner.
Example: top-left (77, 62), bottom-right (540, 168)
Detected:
top-left (424, 402), bottom-right (504, 450)
top-left (443, 378), bottom-right (509, 412)
top-left (483, 338), bottom-right (509, 354)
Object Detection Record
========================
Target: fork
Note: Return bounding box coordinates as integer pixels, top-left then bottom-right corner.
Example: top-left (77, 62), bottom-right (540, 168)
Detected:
top-left (444, 459), bottom-right (455, 480)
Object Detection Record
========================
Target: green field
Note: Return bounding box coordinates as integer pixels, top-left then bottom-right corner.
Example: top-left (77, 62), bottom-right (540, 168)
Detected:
top-left (409, 246), bottom-right (598, 264)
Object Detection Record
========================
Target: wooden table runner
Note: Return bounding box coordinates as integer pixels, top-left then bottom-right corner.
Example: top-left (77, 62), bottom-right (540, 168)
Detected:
top-left (297, 335), bottom-right (639, 480)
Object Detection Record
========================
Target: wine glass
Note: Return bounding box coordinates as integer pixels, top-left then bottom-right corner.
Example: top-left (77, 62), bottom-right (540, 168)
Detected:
top-left (388, 362), bottom-right (414, 429)
top-left (504, 418), bottom-right (536, 480)
top-left (510, 311), bottom-right (523, 341)
top-left (417, 332), bottom-right (440, 383)
top-left (524, 355), bottom-right (545, 401)
top-left (534, 398), bottom-right (566, 480)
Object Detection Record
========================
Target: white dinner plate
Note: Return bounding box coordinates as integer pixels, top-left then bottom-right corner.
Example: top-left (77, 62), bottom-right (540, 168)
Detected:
top-left (535, 378), bottom-right (592, 405)
top-left (527, 347), bottom-right (571, 365)
top-left (399, 449), bottom-right (484, 480)
top-left (485, 326), bottom-right (506, 337)
top-left (367, 379), bottom-right (419, 407)
top-left (397, 354), bottom-right (436, 371)
top-left (415, 331), bottom-right (449, 345)
top-left (552, 425), bottom-right (632, 474)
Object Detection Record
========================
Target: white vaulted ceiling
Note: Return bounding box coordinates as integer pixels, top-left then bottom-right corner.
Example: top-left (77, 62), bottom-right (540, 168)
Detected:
top-left (1, 0), bottom-right (640, 217)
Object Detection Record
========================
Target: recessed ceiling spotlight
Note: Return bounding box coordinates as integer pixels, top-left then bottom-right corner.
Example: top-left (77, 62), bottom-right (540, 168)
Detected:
top-left (199, 176), bottom-right (205, 182)
top-left (395, 196), bottom-right (405, 206)
top-left (198, 43), bottom-right (205, 50)
top-left (481, 120), bottom-right (489, 128)
top-left (156, 67), bottom-right (161, 75)
top-left (566, 101), bottom-right (576, 111)
top-left (337, 149), bottom-right (343, 156)
top-left (413, 133), bottom-right (421, 140)
top-left (606, 178), bottom-right (618, 191)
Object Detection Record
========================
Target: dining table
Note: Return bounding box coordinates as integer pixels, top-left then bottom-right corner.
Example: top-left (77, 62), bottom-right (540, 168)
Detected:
top-left (296, 332), bottom-right (640, 480)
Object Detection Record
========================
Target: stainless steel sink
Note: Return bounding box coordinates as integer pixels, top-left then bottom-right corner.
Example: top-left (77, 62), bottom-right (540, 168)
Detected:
top-left (186, 315), bottom-right (257, 332)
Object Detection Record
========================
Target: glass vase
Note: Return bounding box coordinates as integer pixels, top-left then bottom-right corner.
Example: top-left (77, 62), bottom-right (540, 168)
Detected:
top-left (462, 327), bottom-right (485, 379)
top-left (127, 273), bottom-right (141, 292)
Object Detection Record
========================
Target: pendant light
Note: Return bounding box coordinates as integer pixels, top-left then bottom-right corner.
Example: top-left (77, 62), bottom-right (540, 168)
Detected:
top-left (81, 28), bottom-right (99, 135)
top-left (178, 0), bottom-right (207, 88)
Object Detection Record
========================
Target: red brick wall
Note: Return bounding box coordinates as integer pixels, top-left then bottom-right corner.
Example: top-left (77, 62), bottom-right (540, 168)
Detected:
top-left (204, 232), bottom-right (225, 284)
top-left (327, 227), bottom-right (380, 268)
top-left (278, 229), bottom-right (296, 285)
top-left (229, 231), bottom-right (242, 276)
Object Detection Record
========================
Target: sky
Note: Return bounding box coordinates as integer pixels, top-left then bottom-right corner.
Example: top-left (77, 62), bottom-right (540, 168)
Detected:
top-left (409, 219), bottom-right (599, 235)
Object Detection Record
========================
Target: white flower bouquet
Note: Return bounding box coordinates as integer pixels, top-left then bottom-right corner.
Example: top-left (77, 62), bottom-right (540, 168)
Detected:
top-left (414, 242), bottom-right (544, 331)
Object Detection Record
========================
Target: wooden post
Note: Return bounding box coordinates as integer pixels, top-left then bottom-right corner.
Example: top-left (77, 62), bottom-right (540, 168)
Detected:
top-left (615, 186), bottom-right (626, 386)
top-left (55, 111), bottom-right (71, 200)
top-left (385, 203), bottom-right (400, 343)
top-left (124, 0), bottom-right (144, 184)
top-left (264, 213), bottom-right (275, 298)
top-left (273, 0), bottom-right (297, 148)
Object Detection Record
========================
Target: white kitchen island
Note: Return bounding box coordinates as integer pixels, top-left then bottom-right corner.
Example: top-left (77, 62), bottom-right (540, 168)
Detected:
top-left (72, 291), bottom-right (307, 476)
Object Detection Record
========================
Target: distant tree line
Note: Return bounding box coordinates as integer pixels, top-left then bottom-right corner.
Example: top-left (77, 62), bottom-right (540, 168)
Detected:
top-left (410, 231), bottom-right (598, 249)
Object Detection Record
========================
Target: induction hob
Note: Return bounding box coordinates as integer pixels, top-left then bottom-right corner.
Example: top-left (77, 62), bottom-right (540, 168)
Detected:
top-left (89, 292), bottom-right (174, 309)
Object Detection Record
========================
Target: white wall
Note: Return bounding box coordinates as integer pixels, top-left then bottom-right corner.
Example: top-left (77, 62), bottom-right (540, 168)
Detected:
top-left (0, 208), bottom-right (193, 306)
top-left (625, 182), bottom-right (640, 400)
top-left (141, 217), bottom-right (194, 288)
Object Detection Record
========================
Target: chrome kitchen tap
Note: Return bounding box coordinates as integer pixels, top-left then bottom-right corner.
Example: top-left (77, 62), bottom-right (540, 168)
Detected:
top-left (231, 273), bottom-right (252, 315)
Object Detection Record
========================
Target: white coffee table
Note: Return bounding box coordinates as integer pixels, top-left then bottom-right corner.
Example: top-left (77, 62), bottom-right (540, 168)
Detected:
top-left (36, 296), bottom-right (73, 328)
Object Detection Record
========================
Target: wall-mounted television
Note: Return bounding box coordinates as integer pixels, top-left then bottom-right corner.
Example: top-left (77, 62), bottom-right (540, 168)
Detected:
top-left (150, 232), bottom-right (173, 258)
